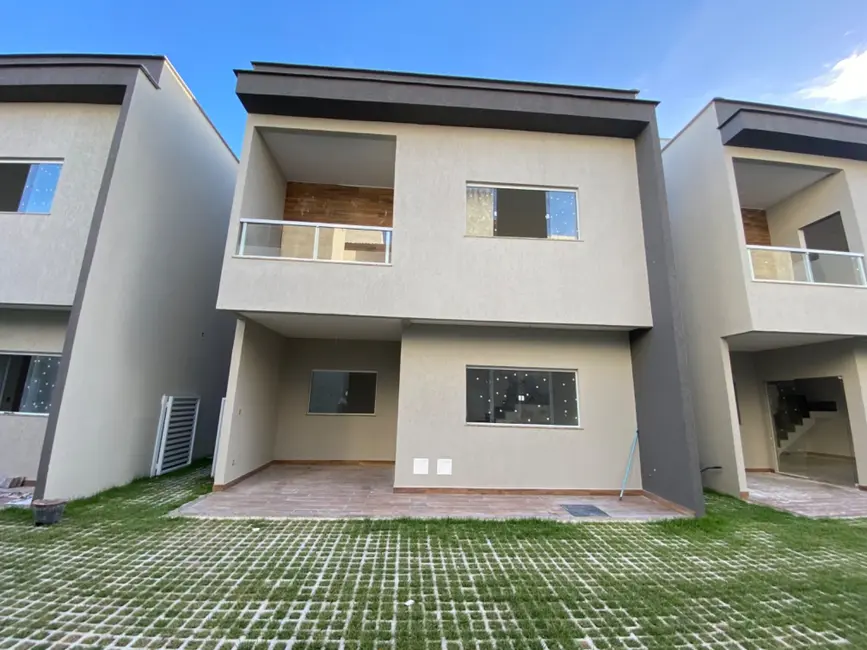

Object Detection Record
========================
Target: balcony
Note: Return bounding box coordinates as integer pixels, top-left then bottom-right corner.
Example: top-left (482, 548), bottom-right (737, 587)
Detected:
top-left (237, 218), bottom-right (393, 265)
top-left (747, 245), bottom-right (866, 287)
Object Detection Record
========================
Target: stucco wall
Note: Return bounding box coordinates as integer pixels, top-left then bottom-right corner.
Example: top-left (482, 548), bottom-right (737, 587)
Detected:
top-left (663, 105), bottom-right (751, 496)
top-left (730, 352), bottom-right (775, 470)
top-left (219, 115), bottom-right (652, 329)
top-left (213, 319), bottom-right (282, 486)
top-left (41, 65), bottom-right (238, 499)
top-left (0, 308), bottom-right (68, 353)
top-left (393, 325), bottom-right (641, 490)
top-left (0, 414), bottom-right (46, 479)
top-left (274, 339), bottom-right (400, 461)
top-left (0, 103), bottom-right (118, 307)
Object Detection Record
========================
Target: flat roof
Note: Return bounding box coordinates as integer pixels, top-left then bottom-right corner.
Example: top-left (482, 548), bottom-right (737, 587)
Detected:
top-left (235, 62), bottom-right (657, 139)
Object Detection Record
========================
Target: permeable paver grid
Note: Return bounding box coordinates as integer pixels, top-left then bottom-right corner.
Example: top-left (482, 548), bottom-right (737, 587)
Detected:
top-left (1, 466), bottom-right (865, 649)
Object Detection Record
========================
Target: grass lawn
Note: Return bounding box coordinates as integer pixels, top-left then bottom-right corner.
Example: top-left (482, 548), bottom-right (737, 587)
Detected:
top-left (1, 464), bottom-right (866, 649)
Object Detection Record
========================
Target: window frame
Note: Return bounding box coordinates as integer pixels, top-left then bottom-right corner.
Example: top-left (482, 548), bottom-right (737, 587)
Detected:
top-left (465, 365), bottom-right (581, 429)
top-left (0, 159), bottom-right (64, 215)
top-left (306, 369), bottom-right (378, 416)
top-left (465, 182), bottom-right (581, 241)
top-left (0, 351), bottom-right (62, 417)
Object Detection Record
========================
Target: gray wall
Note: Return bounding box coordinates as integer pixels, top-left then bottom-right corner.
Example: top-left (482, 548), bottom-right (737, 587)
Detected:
top-left (40, 64), bottom-right (238, 499)
top-left (393, 325), bottom-right (642, 490)
top-left (0, 103), bottom-right (119, 307)
top-left (213, 319), bottom-right (281, 486)
top-left (275, 339), bottom-right (400, 461)
top-left (0, 415), bottom-right (46, 480)
top-left (630, 119), bottom-right (704, 513)
top-left (219, 115), bottom-right (652, 329)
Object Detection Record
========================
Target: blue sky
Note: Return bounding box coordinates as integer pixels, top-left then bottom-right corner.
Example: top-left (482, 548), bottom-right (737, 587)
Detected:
top-left (4, 0), bottom-right (867, 152)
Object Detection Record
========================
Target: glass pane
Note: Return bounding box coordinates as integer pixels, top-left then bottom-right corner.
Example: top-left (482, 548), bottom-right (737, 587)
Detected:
top-left (808, 252), bottom-right (865, 286)
top-left (518, 370), bottom-right (552, 425)
top-left (546, 191), bottom-right (578, 239)
top-left (239, 223), bottom-right (316, 258)
top-left (492, 369), bottom-right (520, 424)
top-left (319, 228), bottom-right (388, 263)
top-left (466, 368), bottom-right (492, 423)
top-left (308, 371), bottom-right (376, 414)
top-left (19, 356), bottom-right (60, 414)
top-left (466, 186), bottom-right (495, 236)
top-left (749, 249), bottom-right (809, 282)
top-left (18, 163), bottom-right (62, 213)
top-left (551, 371), bottom-right (579, 426)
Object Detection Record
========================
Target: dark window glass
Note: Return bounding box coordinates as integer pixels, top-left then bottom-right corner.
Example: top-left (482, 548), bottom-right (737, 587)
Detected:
top-left (467, 367), bottom-right (578, 426)
top-left (0, 163), bottom-right (62, 213)
top-left (0, 354), bottom-right (60, 414)
top-left (308, 371), bottom-right (376, 414)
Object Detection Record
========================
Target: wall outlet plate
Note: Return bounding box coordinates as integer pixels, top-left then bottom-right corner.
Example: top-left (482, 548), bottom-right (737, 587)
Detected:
top-left (412, 458), bottom-right (429, 475)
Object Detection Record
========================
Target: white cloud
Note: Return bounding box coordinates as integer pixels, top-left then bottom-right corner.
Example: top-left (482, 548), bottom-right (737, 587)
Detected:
top-left (799, 49), bottom-right (867, 115)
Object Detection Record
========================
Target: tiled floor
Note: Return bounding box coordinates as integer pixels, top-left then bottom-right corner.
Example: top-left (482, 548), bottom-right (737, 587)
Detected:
top-left (176, 464), bottom-right (684, 521)
top-left (0, 486), bottom-right (32, 508)
top-left (747, 471), bottom-right (867, 517)
top-left (777, 452), bottom-right (858, 486)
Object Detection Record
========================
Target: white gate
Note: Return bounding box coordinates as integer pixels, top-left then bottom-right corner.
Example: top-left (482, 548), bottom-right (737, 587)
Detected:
top-left (151, 395), bottom-right (200, 477)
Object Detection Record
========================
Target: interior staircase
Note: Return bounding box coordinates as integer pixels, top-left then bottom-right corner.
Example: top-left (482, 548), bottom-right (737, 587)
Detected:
top-left (774, 393), bottom-right (838, 453)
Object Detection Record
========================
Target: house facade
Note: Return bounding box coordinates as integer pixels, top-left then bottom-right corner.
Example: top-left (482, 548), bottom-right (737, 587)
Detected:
top-left (0, 55), bottom-right (237, 499)
top-left (213, 63), bottom-right (704, 513)
top-left (664, 100), bottom-right (867, 497)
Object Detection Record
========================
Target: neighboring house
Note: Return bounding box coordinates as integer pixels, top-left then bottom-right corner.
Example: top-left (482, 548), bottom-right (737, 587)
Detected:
top-left (212, 63), bottom-right (704, 514)
top-left (0, 55), bottom-right (237, 499)
top-left (663, 100), bottom-right (867, 497)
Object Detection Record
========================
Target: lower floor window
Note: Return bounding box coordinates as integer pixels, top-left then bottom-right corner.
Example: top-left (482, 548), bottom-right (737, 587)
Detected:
top-left (0, 354), bottom-right (61, 414)
top-left (466, 367), bottom-right (579, 426)
top-left (308, 370), bottom-right (377, 414)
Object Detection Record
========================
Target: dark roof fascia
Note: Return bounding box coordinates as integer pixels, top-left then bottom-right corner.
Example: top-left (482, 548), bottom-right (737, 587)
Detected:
top-left (715, 99), bottom-right (867, 162)
top-left (234, 66), bottom-right (657, 139)
top-left (0, 57), bottom-right (163, 105)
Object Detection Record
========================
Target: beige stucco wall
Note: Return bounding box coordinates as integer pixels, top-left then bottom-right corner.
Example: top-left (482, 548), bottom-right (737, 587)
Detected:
top-left (219, 115), bottom-right (652, 329)
top-left (274, 339), bottom-right (399, 462)
top-left (663, 105), bottom-right (750, 496)
top-left (0, 414), bottom-right (46, 480)
top-left (213, 319), bottom-right (282, 486)
top-left (41, 65), bottom-right (238, 499)
top-left (0, 103), bottom-right (119, 307)
top-left (0, 308), bottom-right (68, 353)
top-left (730, 352), bottom-right (775, 470)
top-left (393, 325), bottom-right (641, 490)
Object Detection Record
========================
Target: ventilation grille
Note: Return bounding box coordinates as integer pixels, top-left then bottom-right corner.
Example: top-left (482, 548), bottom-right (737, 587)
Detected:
top-left (151, 396), bottom-right (200, 477)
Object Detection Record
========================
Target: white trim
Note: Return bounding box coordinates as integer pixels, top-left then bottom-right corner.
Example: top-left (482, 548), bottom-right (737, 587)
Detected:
top-left (0, 351), bottom-right (61, 358)
top-left (307, 369), bottom-right (378, 416)
top-left (0, 210), bottom-right (53, 216)
top-left (467, 182), bottom-right (578, 192)
top-left (746, 244), bottom-right (866, 258)
top-left (232, 254), bottom-right (390, 267)
top-left (750, 279), bottom-right (867, 289)
top-left (0, 411), bottom-right (49, 418)
top-left (0, 158), bottom-right (63, 165)
top-left (466, 422), bottom-right (583, 430)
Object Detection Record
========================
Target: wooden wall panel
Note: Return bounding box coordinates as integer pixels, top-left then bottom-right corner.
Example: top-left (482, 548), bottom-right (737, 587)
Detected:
top-left (742, 209), bottom-right (772, 246)
top-left (284, 182), bottom-right (394, 228)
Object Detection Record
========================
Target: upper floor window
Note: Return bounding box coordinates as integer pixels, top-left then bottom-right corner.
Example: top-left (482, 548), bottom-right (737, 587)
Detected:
top-left (0, 161), bottom-right (62, 214)
top-left (466, 184), bottom-right (578, 240)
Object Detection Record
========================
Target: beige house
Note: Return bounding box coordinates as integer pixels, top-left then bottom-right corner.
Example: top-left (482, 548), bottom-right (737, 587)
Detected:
top-left (0, 55), bottom-right (236, 498)
top-left (213, 63), bottom-right (704, 513)
top-left (664, 100), bottom-right (867, 497)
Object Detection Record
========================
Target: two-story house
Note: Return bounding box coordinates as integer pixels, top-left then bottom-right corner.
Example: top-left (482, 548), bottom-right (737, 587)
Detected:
top-left (664, 100), bottom-right (867, 498)
top-left (212, 63), bottom-right (704, 514)
top-left (0, 55), bottom-right (237, 499)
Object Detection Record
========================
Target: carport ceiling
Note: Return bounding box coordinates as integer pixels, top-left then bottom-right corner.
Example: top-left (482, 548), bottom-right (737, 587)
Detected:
top-left (733, 159), bottom-right (836, 210)
top-left (259, 128), bottom-right (396, 188)
top-left (727, 331), bottom-right (853, 352)
top-left (245, 312), bottom-right (404, 341)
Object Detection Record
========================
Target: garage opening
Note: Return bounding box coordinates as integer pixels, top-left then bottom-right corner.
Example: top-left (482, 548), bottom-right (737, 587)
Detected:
top-left (766, 377), bottom-right (857, 486)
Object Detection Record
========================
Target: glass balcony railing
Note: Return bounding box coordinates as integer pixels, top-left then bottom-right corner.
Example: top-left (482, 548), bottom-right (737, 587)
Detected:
top-left (747, 245), bottom-right (867, 287)
top-left (237, 219), bottom-right (393, 265)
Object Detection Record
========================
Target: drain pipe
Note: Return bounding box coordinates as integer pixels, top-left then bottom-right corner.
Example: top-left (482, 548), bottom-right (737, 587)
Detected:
top-left (619, 430), bottom-right (639, 501)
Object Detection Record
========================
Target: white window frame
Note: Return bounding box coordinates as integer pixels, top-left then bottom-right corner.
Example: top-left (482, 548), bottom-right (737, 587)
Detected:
top-left (465, 182), bottom-right (581, 241)
top-left (0, 159), bottom-right (64, 215)
top-left (0, 351), bottom-right (62, 417)
top-left (465, 365), bottom-right (581, 429)
top-left (306, 369), bottom-right (378, 416)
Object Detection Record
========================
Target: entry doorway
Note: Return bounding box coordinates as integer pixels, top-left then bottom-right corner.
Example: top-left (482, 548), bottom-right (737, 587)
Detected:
top-left (765, 377), bottom-right (857, 486)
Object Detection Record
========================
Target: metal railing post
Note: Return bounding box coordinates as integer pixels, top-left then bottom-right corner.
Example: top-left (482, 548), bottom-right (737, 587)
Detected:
top-left (385, 231), bottom-right (392, 265)
top-left (858, 256), bottom-right (867, 286)
top-left (803, 251), bottom-right (815, 283)
top-left (312, 225), bottom-right (320, 260)
top-left (238, 222), bottom-right (248, 255)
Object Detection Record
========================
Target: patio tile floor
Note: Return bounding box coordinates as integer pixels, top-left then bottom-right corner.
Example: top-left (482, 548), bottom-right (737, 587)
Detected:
top-left (176, 464), bottom-right (684, 521)
top-left (747, 471), bottom-right (867, 517)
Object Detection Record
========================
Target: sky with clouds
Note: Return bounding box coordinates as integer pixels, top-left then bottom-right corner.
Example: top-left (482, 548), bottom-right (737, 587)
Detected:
top-left (3, 0), bottom-right (866, 150)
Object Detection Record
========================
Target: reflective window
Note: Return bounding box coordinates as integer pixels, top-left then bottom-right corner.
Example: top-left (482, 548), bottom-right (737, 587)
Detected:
top-left (466, 367), bottom-right (579, 426)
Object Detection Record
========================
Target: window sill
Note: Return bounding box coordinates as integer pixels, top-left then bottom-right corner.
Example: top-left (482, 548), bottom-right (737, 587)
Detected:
top-left (0, 411), bottom-right (49, 417)
top-left (464, 234), bottom-right (582, 242)
top-left (306, 412), bottom-right (377, 417)
top-left (466, 422), bottom-right (582, 430)
top-left (0, 211), bottom-right (52, 216)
